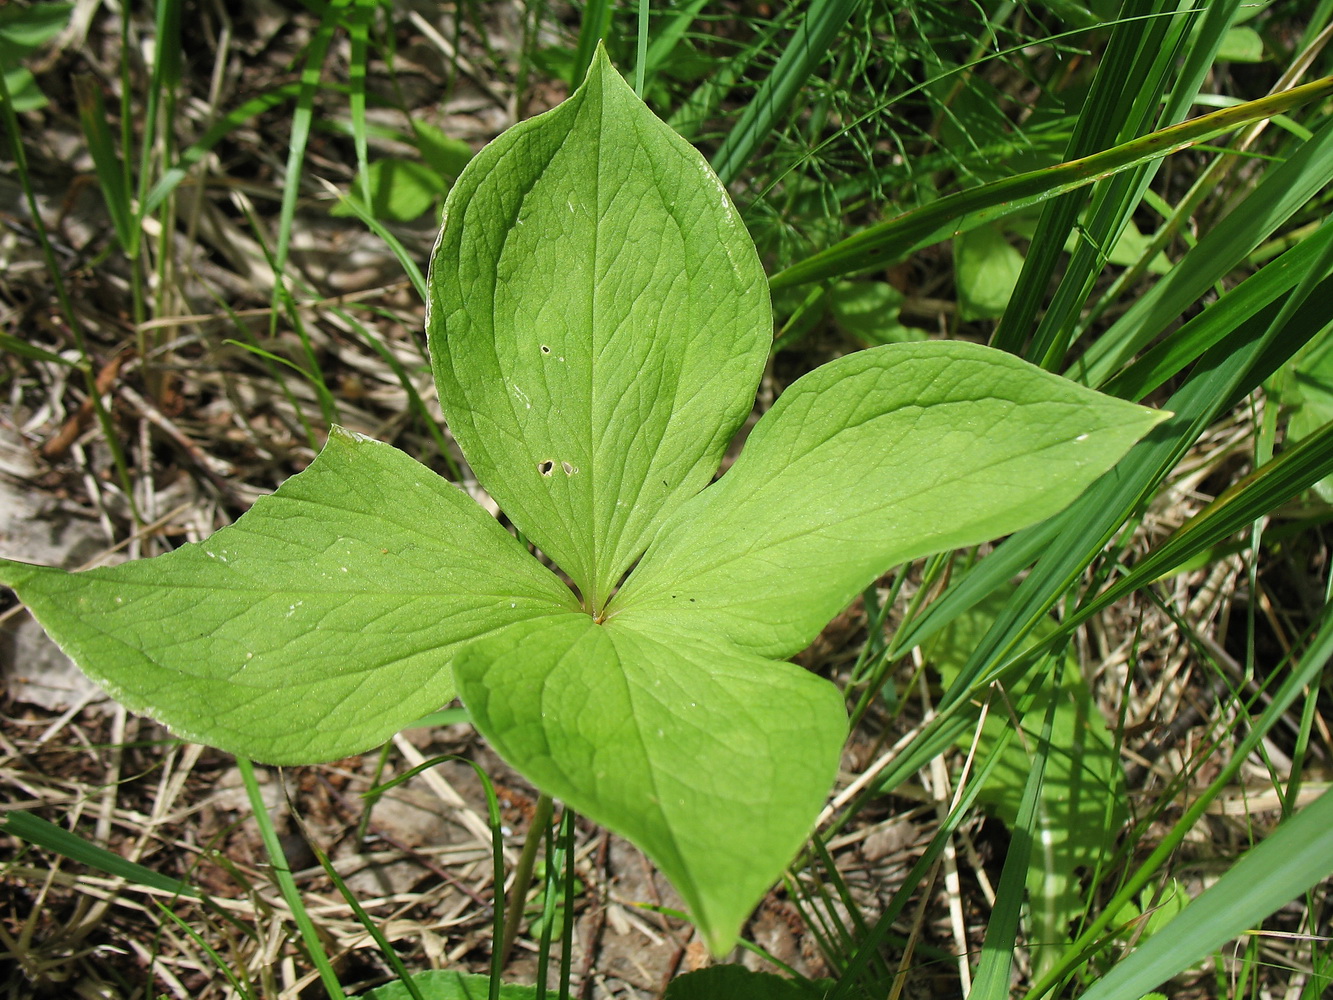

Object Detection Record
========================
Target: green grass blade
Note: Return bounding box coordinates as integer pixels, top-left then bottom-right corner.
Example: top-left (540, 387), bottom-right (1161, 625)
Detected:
top-left (1076, 785), bottom-right (1333, 1000)
top-left (135, 0), bottom-right (181, 218)
top-left (152, 900), bottom-right (256, 999)
top-left (709, 0), bottom-right (864, 186)
top-left (767, 77), bottom-right (1333, 291)
top-left (1079, 17), bottom-right (1329, 343)
top-left (347, 0), bottom-right (375, 208)
top-left (320, 179), bottom-right (428, 300)
top-left (967, 687), bottom-right (1058, 1000)
top-left (2, 810), bottom-right (200, 898)
top-left (1025, 2), bottom-right (1238, 369)
top-left (638, 0), bottom-right (709, 96)
top-left (236, 758), bottom-right (347, 1000)
top-left (1023, 601), bottom-right (1333, 999)
top-left (1072, 114), bottom-right (1333, 387)
top-left (143, 83), bottom-right (305, 215)
top-left (273, 0), bottom-right (353, 279)
top-left (72, 73), bottom-right (134, 251)
top-left (667, 19), bottom-right (783, 141)
top-left (0, 332), bottom-right (81, 366)
top-left (313, 842), bottom-right (426, 1000)
top-left (990, 0), bottom-right (1194, 359)
top-left (558, 807), bottom-right (576, 1000)
top-left (632, 0), bottom-right (647, 97)
top-left (1103, 222), bottom-right (1333, 401)
top-left (572, 0), bottom-right (613, 87)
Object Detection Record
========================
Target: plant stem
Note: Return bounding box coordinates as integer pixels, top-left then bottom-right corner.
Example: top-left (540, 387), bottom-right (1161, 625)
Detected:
top-left (499, 792), bottom-right (554, 967)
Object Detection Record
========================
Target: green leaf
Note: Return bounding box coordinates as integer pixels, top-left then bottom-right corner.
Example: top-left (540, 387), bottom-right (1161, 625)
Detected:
top-left (1109, 879), bottom-right (1191, 946)
top-left (427, 46), bottom-right (770, 612)
top-left (1282, 331), bottom-right (1333, 502)
top-left (333, 123), bottom-right (471, 224)
top-left (610, 341), bottom-right (1168, 659)
top-left (362, 970), bottom-right (552, 999)
top-left (331, 157), bottom-right (448, 222)
top-left (0, 428), bottom-right (575, 764)
top-left (0, 331), bottom-right (80, 365)
top-left (1217, 26), bottom-right (1263, 62)
top-left (829, 280), bottom-right (924, 347)
top-left (0, 2), bottom-right (74, 48)
top-left (412, 120), bottom-right (473, 179)
top-left (2, 67), bottom-right (46, 111)
top-left (662, 965), bottom-right (832, 999)
top-left (2, 810), bottom-right (199, 898)
top-left (0, 2), bottom-right (74, 112)
top-left (954, 224), bottom-right (1025, 320)
top-left (454, 612), bottom-right (846, 954)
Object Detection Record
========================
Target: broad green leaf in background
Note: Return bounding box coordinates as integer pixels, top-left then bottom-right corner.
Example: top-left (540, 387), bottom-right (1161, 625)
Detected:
top-left (609, 342), bottom-right (1169, 659)
top-left (828, 280), bottom-right (925, 347)
top-left (1279, 329), bottom-right (1333, 501)
top-left (0, 429), bottom-right (576, 764)
top-left (428, 46), bottom-right (770, 614)
top-left (331, 158), bottom-right (447, 222)
top-left (1218, 26), bottom-right (1264, 63)
top-left (412, 120), bottom-right (474, 178)
top-left (955, 223), bottom-right (1025, 320)
top-left (363, 971), bottom-right (552, 999)
top-left (454, 612), bottom-right (846, 954)
top-left (1109, 879), bottom-right (1191, 946)
top-left (662, 965), bottom-right (834, 999)
top-left (0, 2), bottom-right (74, 111)
top-left (332, 121), bottom-right (473, 223)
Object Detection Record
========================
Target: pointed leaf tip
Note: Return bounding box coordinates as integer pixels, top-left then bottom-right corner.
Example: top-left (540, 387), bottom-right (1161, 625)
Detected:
top-left (0, 431), bottom-right (575, 763)
top-left (454, 614), bottom-right (846, 953)
top-left (612, 341), bottom-right (1168, 658)
top-left (427, 45), bottom-right (771, 613)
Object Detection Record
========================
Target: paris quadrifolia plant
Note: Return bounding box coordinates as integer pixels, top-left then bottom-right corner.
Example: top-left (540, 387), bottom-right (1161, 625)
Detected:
top-left (0, 49), bottom-right (1166, 953)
